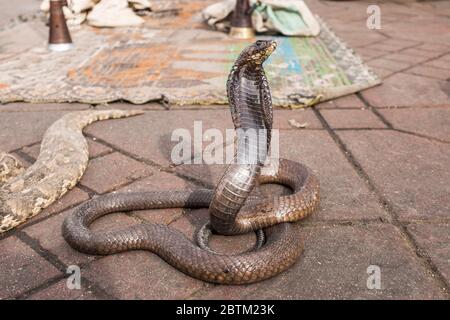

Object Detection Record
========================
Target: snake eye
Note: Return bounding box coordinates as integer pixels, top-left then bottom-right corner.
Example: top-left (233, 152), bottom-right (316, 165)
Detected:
top-left (255, 40), bottom-right (265, 47)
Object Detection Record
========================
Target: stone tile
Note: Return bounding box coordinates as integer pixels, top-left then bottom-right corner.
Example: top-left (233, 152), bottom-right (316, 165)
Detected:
top-left (279, 131), bottom-right (387, 221)
top-left (83, 249), bottom-right (205, 299)
top-left (178, 130), bottom-right (388, 222)
top-left (0, 20), bottom-right (47, 55)
top-left (0, 111), bottom-right (68, 152)
top-left (368, 58), bottom-right (411, 72)
top-left (407, 223), bottom-right (450, 286)
top-left (27, 279), bottom-right (98, 300)
top-left (381, 17), bottom-right (450, 44)
top-left (379, 107), bottom-right (450, 142)
top-left (0, 236), bottom-right (61, 299)
top-left (320, 109), bottom-right (386, 129)
top-left (386, 53), bottom-right (429, 64)
top-left (338, 130), bottom-right (450, 221)
top-left (416, 43), bottom-right (450, 54)
top-left (175, 163), bottom-right (227, 188)
top-left (400, 48), bottom-right (444, 59)
top-left (424, 57), bottom-right (450, 70)
top-left (117, 171), bottom-right (198, 224)
top-left (79, 152), bottom-right (152, 194)
top-left (316, 94), bottom-right (365, 109)
top-left (369, 67), bottom-right (396, 80)
top-left (84, 110), bottom-right (234, 167)
top-left (170, 208), bottom-right (257, 255)
top-left (355, 47), bottom-right (389, 61)
top-left (338, 31), bottom-right (387, 48)
top-left (361, 73), bottom-right (450, 108)
top-left (365, 43), bottom-right (403, 54)
top-left (365, 39), bottom-right (418, 53)
top-left (0, 0), bottom-right (40, 27)
top-left (86, 138), bottom-right (113, 159)
top-left (199, 224), bottom-right (446, 299)
top-left (376, 38), bottom-right (421, 51)
top-left (23, 207), bottom-right (140, 267)
top-left (406, 66), bottom-right (450, 81)
top-left (273, 109), bottom-right (322, 129)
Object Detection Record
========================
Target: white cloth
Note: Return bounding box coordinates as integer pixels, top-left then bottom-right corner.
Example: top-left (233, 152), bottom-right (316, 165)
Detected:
top-left (202, 0), bottom-right (320, 36)
top-left (40, 0), bottom-right (152, 27)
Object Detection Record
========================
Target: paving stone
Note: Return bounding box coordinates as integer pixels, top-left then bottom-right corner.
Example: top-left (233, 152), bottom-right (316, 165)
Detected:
top-left (117, 171), bottom-right (198, 224)
top-left (379, 107), bottom-right (450, 142)
top-left (0, 0), bottom-right (40, 27)
top-left (0, 236), bottom-right (61, 299)
top-left (369, 67), bottom-right (396, 80)
top-left (279, 131), bottom-right (387, 221)
top-left (361, 73), bottom-right (450, 108)
top-left (400, 48), bottom-right (444, 59)
top-left (27, 279), bottom-right (98, 300)
top-left (367, 58), bottom-right (411, 72)
top-left (381, 16), bottom-right (450, 44)
top-left (177, 131), bottom-right (387, 222)
top-left (337, 130), bottom-right (450, 221)
top-left (0, 111), bottom-right (67, 152)
top-left (365, 39), bottom-right (419, 53)
top-left (170, 208), bottom-right (257, 255)
top-left (320, 109), bottom-right (386, 129)
top-left (338, 31), bottom-right (387, 48)
top-left (86, 138), bottom-right (114, 158)
top-left (79, 152), bottom-right (153, 194)
top-left (83, 249), bottom-right (205, 299)
top-left (407, 223), bottom-right (450, 286)
top-left (355, 47), bottom-right (389, 61)
top-left (424, 57), bottom-right (450, 70)
top-left (175, 163), bottom-right (228, 188)
top-left (273, 109), bottom-right (322, 129)
top-left (416, 43), bottom-right (450, 54)
top-left (316, 94), bottom-right (365, 109)
top-left (85, 110), bottom-right (235, 167)
top-left (386, 53), bottom-right (429, 64)
top-left (199, 224), bottom-right (446, 299)
top-left (406, 66), bottom-right (450, 81)
top-left (23, 207), bottom-right (139, 267)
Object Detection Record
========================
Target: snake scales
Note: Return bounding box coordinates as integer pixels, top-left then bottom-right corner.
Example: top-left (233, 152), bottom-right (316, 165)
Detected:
top-left (0, 109), bottom-right (143, 233)
top-left (63, 40), bottom-right (320, 284)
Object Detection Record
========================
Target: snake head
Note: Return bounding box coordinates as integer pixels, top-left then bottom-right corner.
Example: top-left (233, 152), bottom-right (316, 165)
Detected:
top-left (236, 40), bottom-right (277, 66)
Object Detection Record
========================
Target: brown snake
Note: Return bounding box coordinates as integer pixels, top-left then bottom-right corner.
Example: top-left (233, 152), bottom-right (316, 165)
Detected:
top-left (63, 40), bottom-right (320, 284)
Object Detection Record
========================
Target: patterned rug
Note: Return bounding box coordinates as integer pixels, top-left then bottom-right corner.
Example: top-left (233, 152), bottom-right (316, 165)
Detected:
top-left (0, 1), bottom-right (380, 107)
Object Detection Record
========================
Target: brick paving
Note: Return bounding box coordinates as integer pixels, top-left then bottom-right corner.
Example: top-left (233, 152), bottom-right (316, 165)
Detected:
top-left (0, 0), bottom-right (449, 299)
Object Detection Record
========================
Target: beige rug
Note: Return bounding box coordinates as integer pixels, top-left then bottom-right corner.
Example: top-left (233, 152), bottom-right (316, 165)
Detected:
top-left (0, 0), bottom-right (380, 107)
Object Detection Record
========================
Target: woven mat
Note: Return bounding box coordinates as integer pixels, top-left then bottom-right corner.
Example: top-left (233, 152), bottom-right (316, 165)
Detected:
top-left (0, 1), bottom-right (380, 107)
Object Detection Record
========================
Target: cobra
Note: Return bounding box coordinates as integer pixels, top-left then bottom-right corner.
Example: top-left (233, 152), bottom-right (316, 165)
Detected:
top-left (62, 40), bottom-right (320, 284)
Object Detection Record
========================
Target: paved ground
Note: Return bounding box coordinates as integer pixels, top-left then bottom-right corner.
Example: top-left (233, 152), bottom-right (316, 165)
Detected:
top-left (0, 0), bottom-right (449, 299)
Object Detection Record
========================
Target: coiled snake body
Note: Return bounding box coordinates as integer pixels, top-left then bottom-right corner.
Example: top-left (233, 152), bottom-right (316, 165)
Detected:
top-left (63, 41), bottom-right (320, 284)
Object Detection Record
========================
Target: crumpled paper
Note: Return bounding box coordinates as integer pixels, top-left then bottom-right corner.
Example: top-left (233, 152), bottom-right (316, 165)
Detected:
top-left (202, 0), bottom-right (320, 36)
top-left (40, 0), bottom-right (152, 27)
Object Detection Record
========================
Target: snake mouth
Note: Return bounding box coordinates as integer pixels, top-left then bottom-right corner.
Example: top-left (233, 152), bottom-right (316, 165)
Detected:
top-left (249, 40), bottom-right (277, 65)
top-left (263, 41), bottom-right (277, 59)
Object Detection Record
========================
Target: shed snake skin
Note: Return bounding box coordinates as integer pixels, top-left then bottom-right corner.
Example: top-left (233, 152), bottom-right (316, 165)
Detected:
top-left (0, 109), bottom-right (143, 233)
